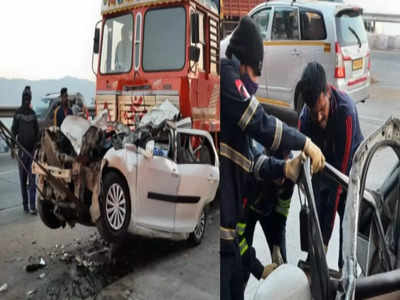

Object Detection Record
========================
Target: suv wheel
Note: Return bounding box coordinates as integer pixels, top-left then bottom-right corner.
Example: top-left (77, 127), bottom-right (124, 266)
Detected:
top-left (188, 208), bottom-right (206, 246)
top-left (96, 171), bottom-right (131, 243)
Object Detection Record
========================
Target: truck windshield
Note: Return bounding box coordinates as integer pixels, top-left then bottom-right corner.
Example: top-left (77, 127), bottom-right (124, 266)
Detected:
top-left (336, 10), bottom-right (367, 47)
top-left (100, 13), bottom-right (133, 74)
top-left (143, 7), bottom-right (186, 71)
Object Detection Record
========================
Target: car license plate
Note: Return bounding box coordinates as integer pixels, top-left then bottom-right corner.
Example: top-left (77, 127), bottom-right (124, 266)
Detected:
top-left (352, 58), bottom-right (363, 71)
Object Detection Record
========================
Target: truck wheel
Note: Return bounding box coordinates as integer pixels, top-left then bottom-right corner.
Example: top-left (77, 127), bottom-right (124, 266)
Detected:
top-left (96, 171), bottom-right (131, 243)
top-left (38, 199), bottom-right (63, 229)
top-left (188, 208), bottom-right (206, 246)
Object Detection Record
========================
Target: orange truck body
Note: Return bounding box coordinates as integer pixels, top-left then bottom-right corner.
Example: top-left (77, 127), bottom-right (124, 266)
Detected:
top-left (220, 0), bottom-right (267, 37)
top-left (95, 0), bottom-right (220, 133)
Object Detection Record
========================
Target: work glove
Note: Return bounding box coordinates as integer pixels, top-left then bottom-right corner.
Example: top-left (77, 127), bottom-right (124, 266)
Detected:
top-left (272, 245), bottom-right (284, 266)
top-left (303, 138), bottom-right (325, 174)
top-left (261, 263), bottom-right (278, 279)
top-left (284, 152), bottom-right (306, 183)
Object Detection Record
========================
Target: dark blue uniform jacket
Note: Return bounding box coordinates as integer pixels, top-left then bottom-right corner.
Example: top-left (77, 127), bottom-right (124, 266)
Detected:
top-left (298, 86), bottom-right (364, 228)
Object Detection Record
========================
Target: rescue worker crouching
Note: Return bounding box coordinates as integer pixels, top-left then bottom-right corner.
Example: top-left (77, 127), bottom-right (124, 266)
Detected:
top-left (242, 140), bottom-right (296, 286)
top-left (220, 16), bottom-right (325, 300)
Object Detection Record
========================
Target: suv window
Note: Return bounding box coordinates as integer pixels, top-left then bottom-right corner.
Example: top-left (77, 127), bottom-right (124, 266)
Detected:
top-left (336, 10), bottom-right (367, 47)
top-left (271, 7), bottom-right (299, 40)
top-left (300, 10), bottom-right (326, 40)
top-left (251, 8), bottom-right (272, 40)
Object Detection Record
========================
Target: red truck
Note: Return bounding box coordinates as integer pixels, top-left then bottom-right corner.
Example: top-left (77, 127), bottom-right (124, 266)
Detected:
top-left (221, 0), bottom-right (267, 37)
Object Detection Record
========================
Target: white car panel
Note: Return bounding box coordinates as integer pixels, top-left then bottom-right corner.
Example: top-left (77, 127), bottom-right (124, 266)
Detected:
top-left (136, 155), bottom-right (179, 231)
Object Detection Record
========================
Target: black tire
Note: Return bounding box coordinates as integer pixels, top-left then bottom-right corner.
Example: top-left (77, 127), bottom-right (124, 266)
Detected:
top-left (38, 199), bottom-right (63, 229)
top-left (96, 171), bottom-right (131, 243)
top-left (188, 208), bottom-right (207, 246)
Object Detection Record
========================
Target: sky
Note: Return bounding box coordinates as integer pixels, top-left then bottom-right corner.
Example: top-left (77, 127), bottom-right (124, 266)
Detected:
top-left (0, 0), bottom-right (399, 82)
top-left (0, 0), bottom-right (101, 81)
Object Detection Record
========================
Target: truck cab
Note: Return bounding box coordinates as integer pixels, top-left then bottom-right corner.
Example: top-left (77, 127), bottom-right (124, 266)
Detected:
top-left (93, 0), bottom-right (220, 136)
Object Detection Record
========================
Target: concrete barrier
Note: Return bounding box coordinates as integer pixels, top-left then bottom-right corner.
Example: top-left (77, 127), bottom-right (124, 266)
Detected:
top-left (376, 34), bottom-right (389, 50)
top-left (394, 35), bottom-right (400, 49)
top-left (388, 35), bottom-right (396, 49)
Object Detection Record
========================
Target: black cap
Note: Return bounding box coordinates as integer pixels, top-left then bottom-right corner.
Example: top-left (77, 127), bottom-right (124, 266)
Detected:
top-left (60, 87), bottom-right (68, 96)
top-left (22, 86), bottom-right (32, 101)
top-left (297, 62), bottom-right (328, 108)
top-left (226, 16), bottom-right (263, 76)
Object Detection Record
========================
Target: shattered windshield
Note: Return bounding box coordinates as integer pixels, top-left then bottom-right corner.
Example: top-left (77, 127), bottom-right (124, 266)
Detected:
top-left (142, 6), bottom-right (186, 71)
top-left (100, 13), bottom-right (133, 74)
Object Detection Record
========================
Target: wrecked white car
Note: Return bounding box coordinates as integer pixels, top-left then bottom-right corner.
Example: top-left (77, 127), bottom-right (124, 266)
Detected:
top-left (32, 106), bottom-right (219, 245)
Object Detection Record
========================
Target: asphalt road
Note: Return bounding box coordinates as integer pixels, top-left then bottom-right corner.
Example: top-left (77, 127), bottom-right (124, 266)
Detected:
top-left (246, 50), bottom-right (400, 299)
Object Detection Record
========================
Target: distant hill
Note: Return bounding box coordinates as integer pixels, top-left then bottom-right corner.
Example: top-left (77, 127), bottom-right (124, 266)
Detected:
top-left (0, 76), bottom-right (95, 107)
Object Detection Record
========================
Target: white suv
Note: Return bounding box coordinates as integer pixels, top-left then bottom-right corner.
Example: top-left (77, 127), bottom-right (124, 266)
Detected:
top-left (221, 0), bottom-right (370, 112)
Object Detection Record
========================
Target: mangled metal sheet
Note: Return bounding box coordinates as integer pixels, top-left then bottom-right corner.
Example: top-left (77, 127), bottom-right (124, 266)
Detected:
top-left (61, 116), bottom-right (91, 155)
top-left (139, 100), bottom-right (179, 128)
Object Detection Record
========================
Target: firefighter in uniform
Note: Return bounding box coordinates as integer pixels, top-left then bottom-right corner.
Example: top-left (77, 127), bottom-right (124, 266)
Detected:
top-left (220, 17), bottom-right (326, 300)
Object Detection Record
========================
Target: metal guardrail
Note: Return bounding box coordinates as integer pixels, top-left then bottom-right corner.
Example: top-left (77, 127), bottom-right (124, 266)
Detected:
top-left (0, 106), bottom-right (96, 119)
top-left (363, 13), bottom-right (400, 24)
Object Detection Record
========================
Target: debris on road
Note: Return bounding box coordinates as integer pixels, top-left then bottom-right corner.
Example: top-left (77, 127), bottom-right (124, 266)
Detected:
top-left (25, 257), bottom-right (46, 273)
top-left (0, 283), bottom-right (8, 292)
top-left (39, 273), bottom-right (46, 279)
top-left (26, 289), bottom-right (36, 297)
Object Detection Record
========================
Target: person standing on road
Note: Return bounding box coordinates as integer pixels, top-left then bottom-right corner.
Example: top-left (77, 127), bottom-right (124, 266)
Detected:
top-left (11, 86), bottom-right (40, 214)
top-left (297, 62), bottom-right (364, 270)
top-left (220, 16), bottom-right (325, 300)
top-left (54, 87), bottom-right (72, 127)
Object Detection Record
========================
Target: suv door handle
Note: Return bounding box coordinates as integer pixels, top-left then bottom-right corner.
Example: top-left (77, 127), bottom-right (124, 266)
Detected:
top-left (208, 175), bottom-right (216, 182)
top-left (291, 49), bottom-right (301, 56)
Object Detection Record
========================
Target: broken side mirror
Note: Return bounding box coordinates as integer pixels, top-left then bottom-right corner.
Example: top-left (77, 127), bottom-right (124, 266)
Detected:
top-left (191, 13), bottom-right (199, 44)
top-left (93, 27), bottom-right (100, 54)
top-left (190, 46), bottom-right (200, 62)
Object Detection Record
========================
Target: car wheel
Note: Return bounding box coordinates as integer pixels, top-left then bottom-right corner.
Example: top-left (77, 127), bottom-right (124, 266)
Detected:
top-left (96, 171), bottom-right (131, 243)
top-left (188, 208), bottom-right (206, 246)
top-left (38, 198), bottom-right (63, 229)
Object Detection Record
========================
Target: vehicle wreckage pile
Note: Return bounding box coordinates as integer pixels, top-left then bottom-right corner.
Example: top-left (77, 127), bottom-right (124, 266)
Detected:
top-left (34, 100), bottom-right (190, 229)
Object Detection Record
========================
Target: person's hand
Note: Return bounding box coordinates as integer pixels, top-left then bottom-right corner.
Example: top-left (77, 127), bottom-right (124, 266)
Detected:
top-left (284, 152), bottom-right (306, 183)
top-left (261, 263), bottom-right (278, 279)
top-left (272, 245), bottom-right (284, 266)
top-left (303, 138), bottom-right (325, 174)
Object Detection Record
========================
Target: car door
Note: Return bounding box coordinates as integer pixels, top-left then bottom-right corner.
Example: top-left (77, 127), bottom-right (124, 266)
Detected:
top-left (174, 130), bottom-right (219, 233)
top-left (264, 6), bottom-right (302, 106)
top-left (136, 130), bottom-right (178, 232)
top-left (250, 6), bottom-right (272, 99)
